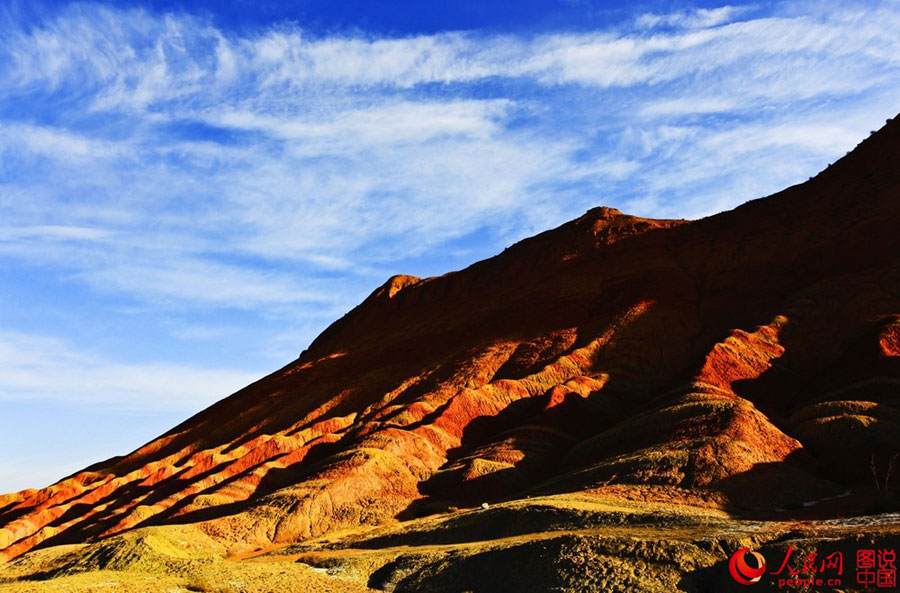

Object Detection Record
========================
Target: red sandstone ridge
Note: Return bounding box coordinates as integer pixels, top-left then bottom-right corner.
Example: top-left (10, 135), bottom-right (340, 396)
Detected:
top-left (2, 117), bottom-right (900, 561)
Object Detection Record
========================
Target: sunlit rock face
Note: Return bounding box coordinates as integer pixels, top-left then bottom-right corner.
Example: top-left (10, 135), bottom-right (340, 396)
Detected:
top-left (2, 116), bottom-right (900, 562)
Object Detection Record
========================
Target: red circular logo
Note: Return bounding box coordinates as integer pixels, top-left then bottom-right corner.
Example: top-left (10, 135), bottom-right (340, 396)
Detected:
top-left (729, 548), bottom-right (767, 585)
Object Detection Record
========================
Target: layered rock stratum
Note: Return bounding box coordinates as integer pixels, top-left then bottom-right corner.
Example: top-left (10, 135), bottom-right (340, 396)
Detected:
top-left (2, 118), bottom-right (900, 592)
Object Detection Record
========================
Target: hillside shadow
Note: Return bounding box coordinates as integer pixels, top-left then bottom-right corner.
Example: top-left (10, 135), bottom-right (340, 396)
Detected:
top-left (399, 382), bottom-right (623, 520)
top-left (713, 450), bottom-right (855, 519)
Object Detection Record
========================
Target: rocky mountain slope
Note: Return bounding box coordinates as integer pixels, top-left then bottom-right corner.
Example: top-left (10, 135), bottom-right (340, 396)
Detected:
top-left (1, 116), bottom-right (899, 591)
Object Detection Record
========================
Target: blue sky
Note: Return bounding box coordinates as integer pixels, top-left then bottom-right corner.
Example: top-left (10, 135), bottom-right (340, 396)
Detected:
top-left (1, 0), bottom-right (899, 493)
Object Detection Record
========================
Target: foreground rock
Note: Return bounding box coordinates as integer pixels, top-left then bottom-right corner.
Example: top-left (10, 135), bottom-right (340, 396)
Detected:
top-left (2, 492), bottom-right (899, 592)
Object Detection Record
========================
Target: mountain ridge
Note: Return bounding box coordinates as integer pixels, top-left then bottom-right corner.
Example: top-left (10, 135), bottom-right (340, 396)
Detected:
top-left (1, 116), bottom-right (899, 571)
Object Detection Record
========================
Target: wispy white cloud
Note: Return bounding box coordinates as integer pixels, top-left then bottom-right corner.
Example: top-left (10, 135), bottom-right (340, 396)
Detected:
top-left (3, 124), bottom-right (121, 161)
top-left (6, 4), bottom-right (898, 97)
top-left (212, 99), bottom-right (512, 144)
top-left (0, 224), bottom-right (114, 242)
top-left (640, 97), bottom-right (737, 117)
top-left (0, 332), bottom-right (259, 411)
top-left (635, 5), bottom-right (754, 30)
top-left (78, 257), bottom-right (332, 307)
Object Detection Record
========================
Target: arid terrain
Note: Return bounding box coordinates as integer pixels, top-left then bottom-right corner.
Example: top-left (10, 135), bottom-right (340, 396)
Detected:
top-left (1, 116), bottom-right (899, 592)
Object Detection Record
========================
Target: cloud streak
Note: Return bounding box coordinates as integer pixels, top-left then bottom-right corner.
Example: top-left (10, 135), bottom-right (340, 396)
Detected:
top-left (0, 332), bottom-right (259, 411)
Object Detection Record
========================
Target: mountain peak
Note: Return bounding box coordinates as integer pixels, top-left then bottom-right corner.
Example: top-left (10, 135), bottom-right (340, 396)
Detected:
top-left (371, 274), bottom-right (423, 300)
top-left (581, 205), bottom-right (624, 220)
top-left (2, 121), bottom-right (900, 584)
